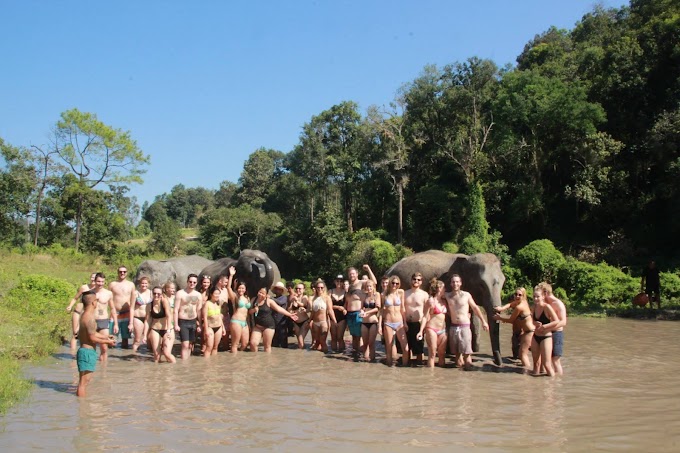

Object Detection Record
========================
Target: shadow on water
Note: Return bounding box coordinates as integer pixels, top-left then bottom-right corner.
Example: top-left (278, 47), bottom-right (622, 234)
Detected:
top-left (33, 379), bottom-right (74, 394)
top-left (51, 352), bottom-right (75, 361)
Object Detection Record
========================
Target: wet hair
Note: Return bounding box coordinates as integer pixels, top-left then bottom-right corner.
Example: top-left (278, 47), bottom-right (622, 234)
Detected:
top-left (411, 272), bottom-right (423, 280)
top-left (152, 286), bottom-right (163, 294)
top-left (95, 272), bottom-right (106, 281)
top-left (428, 278), bottom-right (444, 296)
top-left (537, 282), bottom-right (553, 295)
top-left (187, 273), bottom-right (198, 281)
top-left (81, 290), bottom-right (96, 306)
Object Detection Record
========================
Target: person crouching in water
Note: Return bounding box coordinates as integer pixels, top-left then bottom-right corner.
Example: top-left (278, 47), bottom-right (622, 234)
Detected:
top-left (77, 291), bottom-right (116, 397)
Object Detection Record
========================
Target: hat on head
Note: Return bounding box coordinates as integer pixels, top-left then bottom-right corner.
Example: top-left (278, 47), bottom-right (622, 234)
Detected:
top-left (273, 282), bottom-right (285, 290)
top-left (336, 274), bottom-right (344, 280)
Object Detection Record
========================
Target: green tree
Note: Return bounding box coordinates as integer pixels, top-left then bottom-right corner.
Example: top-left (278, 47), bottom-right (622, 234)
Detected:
top-left (147, 217), bottom-right (183, 256)
top-left (198, 204), bottom-right (282, 258)
top-left (0, 138), bottom-right (35, 245)
top-left (52, 109), bottom-right (149, 250)
top-left (236, 148), bottom-right (285, 208)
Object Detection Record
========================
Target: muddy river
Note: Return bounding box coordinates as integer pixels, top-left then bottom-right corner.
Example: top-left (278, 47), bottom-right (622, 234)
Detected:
top-left (1, 318), bottom-right (679, 451)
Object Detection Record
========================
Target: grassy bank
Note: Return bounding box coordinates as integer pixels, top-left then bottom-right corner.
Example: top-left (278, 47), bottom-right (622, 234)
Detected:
top-left (0, 250), bottom-right (117, 414)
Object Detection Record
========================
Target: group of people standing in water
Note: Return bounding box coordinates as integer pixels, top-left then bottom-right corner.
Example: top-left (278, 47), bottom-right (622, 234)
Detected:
top-left (67, 263), bottom-right (567, 396)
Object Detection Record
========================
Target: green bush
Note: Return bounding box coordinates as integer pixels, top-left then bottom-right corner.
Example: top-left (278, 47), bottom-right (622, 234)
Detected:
top-left (6, 274), bottom-right (75, 315)
top-left (348, 239), bottom-right (397, 277)
top-left (1, 274), bottom-right (74, 360)
top-left (557, 258), bottom-right (638, 311)
top-left (394, 244), bottom-right (414, 262)
top-left (660, 272), bottom-right (680, 304)
top-left (500, 264), bottom-right (527, 299)
top-left (442, 241), bottom-right (459, 254)
top-left (513, 239), bottom-right (566, 284)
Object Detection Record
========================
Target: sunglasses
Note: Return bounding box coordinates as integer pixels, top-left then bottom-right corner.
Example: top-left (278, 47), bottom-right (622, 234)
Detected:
top-left (118, 270), bottom-right (127, 274)
top-left (153, 292), bottom-right (162, 296)
top-left (391, 282), bottom-right (400, 285)
top-left (412, 278), bottom-right (422, 282)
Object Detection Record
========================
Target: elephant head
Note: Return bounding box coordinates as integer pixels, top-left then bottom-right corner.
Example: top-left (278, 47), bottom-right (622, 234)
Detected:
top-left (235, 249), bottom-right (281, 296)
top-left (199, 250), bottom-right (281, 297)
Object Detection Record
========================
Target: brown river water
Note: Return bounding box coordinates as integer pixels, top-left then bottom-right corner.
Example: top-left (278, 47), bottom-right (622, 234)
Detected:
top-left (1, 317), bottom-right (679, 451)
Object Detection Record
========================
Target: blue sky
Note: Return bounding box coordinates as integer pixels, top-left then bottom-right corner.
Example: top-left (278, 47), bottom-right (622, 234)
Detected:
top-left (1, 0), bottom-right (628, 207)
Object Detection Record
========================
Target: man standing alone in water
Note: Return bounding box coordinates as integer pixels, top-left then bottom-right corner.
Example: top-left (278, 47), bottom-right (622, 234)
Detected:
top-left (641, 260), bottom-right (661, 309)
top-left (442, 274), bottom-right (489, 369)
top-left (404, 272), bottom-right (429, 365)
top-left (77, 291), bottom-right (115, 397)
top-left (109, 266), bottom-right (135, 349)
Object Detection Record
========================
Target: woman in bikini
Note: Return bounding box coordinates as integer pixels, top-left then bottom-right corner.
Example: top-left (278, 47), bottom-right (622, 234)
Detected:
top-left (162, 281), bottom-right (177, 357)
top-left (530, 285), bottom-right (559, 377)
top-left (288, 282), bottom-right (311, 349)
top-left (382, 276), bottom-right (409, 366)
top-left (198, 275), bottom-right (211, 354)
top-left (131, 276), bottom-right (152, 353)
top-left (310, 280), bottom-right (336, 353)
top-left (329, 275), bottom-right (347, 353)
top-left (66, 272), bottom-right (96, 351)
top-left (249, 287), bottom-right (298, 353)
top-left (360, 279), bottom-right (381, 362)
top-left (202, 288), bottom-right (225, 357)
top-left (417, 279), bottom-right (447, 368)
top-left (493, 287), bottom-right (535, 369)
top-left (226, 266), bottom-right (250, 354)
top-left (146, 286), bottom-right (176, 363)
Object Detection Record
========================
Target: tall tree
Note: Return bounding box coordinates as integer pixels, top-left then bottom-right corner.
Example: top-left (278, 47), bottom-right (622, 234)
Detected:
top-left (0, 138), bottom-right (35, 245)
top-left (52, 109), bottom-right (149, 250)
top-left (28, 139), bottom-right (64, 246)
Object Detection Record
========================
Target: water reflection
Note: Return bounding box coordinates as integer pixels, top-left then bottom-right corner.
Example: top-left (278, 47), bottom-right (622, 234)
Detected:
top-left (0, 318), bottom-right (679, 450)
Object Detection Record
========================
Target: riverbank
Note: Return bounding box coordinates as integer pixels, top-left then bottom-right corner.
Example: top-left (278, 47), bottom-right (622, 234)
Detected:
top-left (0, 250), bottom-right (113, 414)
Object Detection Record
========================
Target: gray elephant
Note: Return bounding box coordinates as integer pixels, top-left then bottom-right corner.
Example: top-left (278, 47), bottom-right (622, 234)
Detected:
top-left (135, 255), bottom-right (215, 289)
top-left (199, 249), bottom-right (281, 297)
top-left (386, 250), bottom-right (505, 366)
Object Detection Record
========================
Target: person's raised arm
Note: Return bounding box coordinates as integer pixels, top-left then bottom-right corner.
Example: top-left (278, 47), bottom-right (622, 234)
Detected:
top-left (494, 296), bottom-right (521, 313)
top-left (468, 294), bottom-right (489, 331)
top-left (363, 264), bottom-right (377, 285)
top-left (226, 266), bottom-right (237, 301)
top-left (66, 284), bottom-right (88, 312)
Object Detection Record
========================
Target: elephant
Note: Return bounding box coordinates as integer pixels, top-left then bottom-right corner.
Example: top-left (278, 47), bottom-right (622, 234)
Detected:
top-left (135, 255), bottom-right (215, 289)
top-left (199, 249), bottom-right (281, 297)
top-left (386, 250), bottom-right (506, 366)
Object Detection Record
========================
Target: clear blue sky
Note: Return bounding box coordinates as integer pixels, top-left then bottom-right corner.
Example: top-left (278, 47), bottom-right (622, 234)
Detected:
top-left (1, 0), bottom-right (628, 207)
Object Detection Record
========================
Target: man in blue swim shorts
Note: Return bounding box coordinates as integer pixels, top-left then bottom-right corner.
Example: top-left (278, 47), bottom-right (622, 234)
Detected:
top-left (77, 291), bottom-right (115, 397)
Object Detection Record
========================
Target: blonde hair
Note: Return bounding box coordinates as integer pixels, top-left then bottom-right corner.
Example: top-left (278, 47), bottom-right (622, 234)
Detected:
top-left (537, 282), bottom-right (553, 295)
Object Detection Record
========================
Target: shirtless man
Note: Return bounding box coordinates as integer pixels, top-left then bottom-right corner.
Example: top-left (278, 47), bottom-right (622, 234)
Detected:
top-left (404, 272), bottom-right (429, 365)
top-left (174, 274), bottom-right (202, 360)
top-left (65, 272), bottom-right (96, 351)
top-left (538, 282), bottom-right (567, 375)
top-left (108, 265), bottom-right (136, 349)
top-left (76, 291), bottom-right (116, 397)
top-left (442, 274), bottom-right (489, 369)
top-left (345, 267), bottom-right (365, 355)
top-left (92, 273), bottom-right (117, 362)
